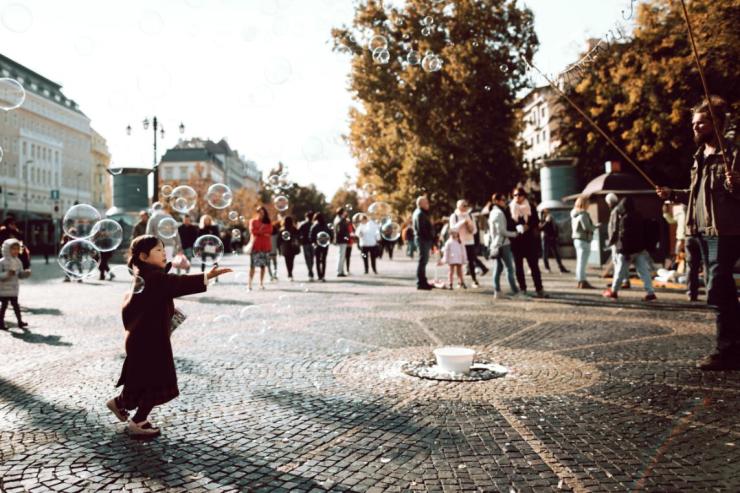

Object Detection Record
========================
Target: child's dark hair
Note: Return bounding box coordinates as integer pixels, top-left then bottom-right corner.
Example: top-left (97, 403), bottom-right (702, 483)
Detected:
top-left (128, 235), bottom-right (163, 270)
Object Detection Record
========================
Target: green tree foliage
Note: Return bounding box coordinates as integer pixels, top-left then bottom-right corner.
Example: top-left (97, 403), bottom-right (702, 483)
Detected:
top-left (555, 0), bottom-right (739, 188)
top-left (333, 0), bottom-right (538, 216)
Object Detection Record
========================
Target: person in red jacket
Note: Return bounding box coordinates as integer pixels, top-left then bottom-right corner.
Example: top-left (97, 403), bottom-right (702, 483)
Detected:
top-left (248, 206), bottom-right (273, 291)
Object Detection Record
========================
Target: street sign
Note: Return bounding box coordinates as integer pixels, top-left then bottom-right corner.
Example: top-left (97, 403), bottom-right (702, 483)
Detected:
top-left (50, 190), bottom-right (59, 200)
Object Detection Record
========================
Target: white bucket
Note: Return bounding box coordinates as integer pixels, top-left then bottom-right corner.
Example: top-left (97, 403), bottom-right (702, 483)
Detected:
top-left (433, 347), bottom-right (476, 374)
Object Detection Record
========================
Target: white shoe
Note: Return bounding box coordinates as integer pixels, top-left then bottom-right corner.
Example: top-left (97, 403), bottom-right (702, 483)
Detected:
top-left (472, 282), bottom-right (480, 289)
top-left (127, 420), bottom-right (160, 438)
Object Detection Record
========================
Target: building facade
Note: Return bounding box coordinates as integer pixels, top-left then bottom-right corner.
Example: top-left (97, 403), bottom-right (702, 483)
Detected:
top-left (519, 86), bottom-right (563, 172)
top-left (159, 137), bottom-right (261, 192)
top-left (90, 128), bottom-right (112, 212)
top-left (0, 53), bottom-right (109, 252)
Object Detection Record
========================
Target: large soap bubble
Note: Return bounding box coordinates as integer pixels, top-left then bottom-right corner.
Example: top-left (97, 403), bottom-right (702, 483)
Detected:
top-left (58, 239), bottom-right (101, 279)
top-left (206, 183), bottom-right (233, 209)
top-left (368, 201), bottom-right (392, 218)
top-left (132, 276), bottom-right (145, 294)
top-left (89, 219), bottom-right (123, 252)
top-left (158, 216), bottom-right (178, 239)
top-left (63, 204), bottom-right (101, 239)
top-left (352, 212), bottom-right (366, 226)
top-left (193, 235), bottom-right (224, 265)
top-left (170, 185), bottom-right (197, 214)
top-left (0, 78), bottom-right (26, 111)
top-left (316, 231), bottom-right (331, 248)
top-left (274, 195), bottom-right (289, 212)
top-left (380, 221), bottom-right (401, 242)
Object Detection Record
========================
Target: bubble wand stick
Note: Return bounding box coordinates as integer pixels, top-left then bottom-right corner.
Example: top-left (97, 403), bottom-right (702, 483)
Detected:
top-left (524, 59), bottom-right (657, 189)
top-left (677, 0), bottom-right (732, 175)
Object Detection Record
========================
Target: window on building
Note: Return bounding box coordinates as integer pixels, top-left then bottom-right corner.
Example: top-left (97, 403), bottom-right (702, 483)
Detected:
top-left (31, 144), bottom-right (35, 158)
top-left (180, 166), bottom-right (188, 179)
top-left (22, 142), bottom-right (26, 155)
top-left (541, 107), bottom-right (546, 118)
top-left (536, 134), bottom-right (540, 144)
top-left (543, 130), bottom-right (547, 141)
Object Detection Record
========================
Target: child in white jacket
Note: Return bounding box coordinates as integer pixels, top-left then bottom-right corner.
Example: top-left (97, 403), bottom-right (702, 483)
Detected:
top-left (439, 230), bottom-right (468, 289)
top-left (0, 238), bottom-right (31, 330)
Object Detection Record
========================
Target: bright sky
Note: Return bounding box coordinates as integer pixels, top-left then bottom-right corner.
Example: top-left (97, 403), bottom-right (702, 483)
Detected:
top-left (0, 0), bottom-right (635, 197)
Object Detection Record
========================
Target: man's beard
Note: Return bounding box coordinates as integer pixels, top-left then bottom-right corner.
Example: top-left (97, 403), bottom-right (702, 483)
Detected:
top-left (694, 131), bottom-right (714, 146)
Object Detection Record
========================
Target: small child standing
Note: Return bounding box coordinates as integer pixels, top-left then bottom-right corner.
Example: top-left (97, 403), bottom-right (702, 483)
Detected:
top-left (107, 235), bottom-right (231, 439)
top-left (0, 239), bottom-right (31, 330)
top-left (440, 230), bottom-right (468, 289)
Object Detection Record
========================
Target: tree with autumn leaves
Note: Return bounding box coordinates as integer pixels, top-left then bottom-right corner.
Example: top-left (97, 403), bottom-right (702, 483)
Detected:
top-left (332, 0), bottom-right (538, 216)
top-left (555, 0), bottom-right (739, 189)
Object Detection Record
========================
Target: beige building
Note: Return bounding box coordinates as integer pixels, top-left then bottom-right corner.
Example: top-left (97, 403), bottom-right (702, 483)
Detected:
top-left (91, 128), bottom-right (112, 211)
top-left (519, 85), bottom-right (563, 172)
top-left (0, 53), bottom-right (109, 251)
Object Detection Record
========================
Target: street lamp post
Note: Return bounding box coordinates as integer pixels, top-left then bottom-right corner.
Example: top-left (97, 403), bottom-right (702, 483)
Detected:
top-left (126, 118), bottom-right (185, 204)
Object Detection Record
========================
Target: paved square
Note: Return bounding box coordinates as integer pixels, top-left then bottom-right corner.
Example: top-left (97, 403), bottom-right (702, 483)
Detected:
top-left (1, 252), bottom-right (738, 492)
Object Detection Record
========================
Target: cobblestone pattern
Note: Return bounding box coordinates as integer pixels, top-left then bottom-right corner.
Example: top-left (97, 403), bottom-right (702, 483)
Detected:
top-left (1, 252), bottom-right (737, 491)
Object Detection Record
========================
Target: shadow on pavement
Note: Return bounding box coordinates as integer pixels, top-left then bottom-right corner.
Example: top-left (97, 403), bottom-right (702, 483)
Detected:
top-left (538, 293), bottom-right (711, 312)
top-left (20, 307), bottom-right (63, 316)
top-left (190, 297), bottom-right (254, 306)
top-left (0, 376), bottom-right (355, 492)
top-left (7, 328), bottom-right (72, 346)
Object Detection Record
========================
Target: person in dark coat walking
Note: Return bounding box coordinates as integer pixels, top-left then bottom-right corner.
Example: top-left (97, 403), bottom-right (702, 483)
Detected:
top-left (412, 196), bottom-right (435, 290)
top-left (298, 211), bottom-right (315, 281)
top-left (509, 188), bottom-right (547, 298)
top-left (309, 212), bottom-right (332, 282)
top-left (277, 216), bottom-right (300, 280)
top-left (106, 235), bottom-right (231, 438)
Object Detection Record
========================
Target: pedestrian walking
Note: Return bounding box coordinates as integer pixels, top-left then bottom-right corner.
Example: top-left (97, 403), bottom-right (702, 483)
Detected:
top-left (277, 216), bottom-right (300, 281)
top-left (131, 210), bottom-right (149, 241)
top-left (657, 96), bottom-right (740, 371)
top-left (0, 239), bottom-right (31, 330)
top-left (488, 193), bottom-right (519, 298)
top-left (449, 200), bottom-right (488, 288)
top-left (298, 211), bottom-right (315, 281)
top-left (248, 207), bottom-right (273, 291)
top-left (98, 251), bottom-right (114, 281)
top-left (333, 208), bottom-right (350, 277)
top-left (403, 220), bottom-right (416, 258)
top-left (309, 212), bottom-right (332, 282)
top-left (106, 235), bottom-right (231, 439)
top-left (197, 215), bottom-right (219, 275)
top-left (540, 209), bottom-right (569, 274)
top-left (177, 215), bottom-right (199, 274)
top-left (602, 196), bottom-right (657, 301)
top-left (345, 219), bottom-right (355, 275)
top-left (412, 196), bottom-right (435, 290)
top-left (509, 188), bottom-right (547, 298)
top-left (0, 217), bottom-right (30, 270)
top-left (439, 229), bottom-right (468, 289)
top-left (356, 214), bottom-right (380, 274)
top-left (570, 196), bottom-right (596, 289)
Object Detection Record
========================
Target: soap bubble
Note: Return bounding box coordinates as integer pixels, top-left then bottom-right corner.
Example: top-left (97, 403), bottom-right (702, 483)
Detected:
top-left (368, 201), bottom-right (392, 218)
top-left (151, 201), bottom-right (164, 213)
top-left (281, 230), bottom-right (291, 241)
top-left (170, 185), bottom-right (197, 213)
top-left (316, 231), bottom-right (331, 248)
top-left (268, 174), bottom-right (280, 186)
top-left (239, 215), bottom-right (246, 223)
top-left (63, 204), bottom-right (101, 239)
top-left (109, 167), bottom-right (123, 175)
top-left (373, 48), bottom-right (390, 65)
top-left (421, 26), bottom-right (432, 37)
top-left (1, 4), bottom-right (33, 34)
top-left (213, 314), bottom-right (236, 325)
top-left (362, 183), bottom-right (375, 195)
top-left (380, 221), bottom-right (401, 242)
top-left (228, 211), bottom-right (239, 221)
top-left (111, 264), bottom-right (135, 280)
top-left (406, 51), bottom-right (421, 65)
top-left (239, 305), bottom-right (256, 320)
top-left (499, 64), bottom-right (509, 73)
top-left (132, 276), bottom-right (145, 294)
top-left (193, 235), bottom-right (223, 265)
top-left (421, 54), bottom-right (443, 72)
top-left (58, 239), bottom-right (101, 279)
top-left (352, 212), bottom-right (366, 225)
top-left (206, 183), bottom-right (233, 209)
top-left (368, 34), bottom-right (388, 51)
top-left (0, 77), bottom-right (26, 111)
top-left (231, 228), bottom-right (242, 240)
top-left (344, 204), bottom-right (353, 213)
top-left (158, 216), bottom-right (179, 239)
top-left (274, 195), bottom-right (289, 212)
top-left (160, 184), bottom-right (173, 197)
top-left (421, 15), bottom-right (434, 26)
top-left (89, 219), bottom-right (123, 252)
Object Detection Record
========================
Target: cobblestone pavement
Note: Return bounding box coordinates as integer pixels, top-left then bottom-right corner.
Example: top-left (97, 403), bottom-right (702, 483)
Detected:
top-left (1, 249), bottom-right (738, 492)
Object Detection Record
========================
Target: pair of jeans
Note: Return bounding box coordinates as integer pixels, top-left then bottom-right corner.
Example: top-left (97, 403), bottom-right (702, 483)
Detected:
top-left (336, 243), bottom-right (348, 275)
top-left (416, 240), bottom-right (432, 287)
top-left (302, 244), bottom-right (314, 278)
top-left (314, 246), bottom-right (327, 280)
top-left (345, 245), bottom-right (353, 272)
top-left (513, 248), bottom-right (543, 292)
top-left (542, 236), bottom-right (566, 271)
top-left (361, 246), bottom-right (378, 273)
top-left (611, 249), bottom-right (654, 294)
top-left (703, 236), bottom-right (740, 356)
top-left (492, 244), bottom-right (518, 293)
top-left (406, 241), bottom-right (416, 258)
top-left (573, 239), bottom-right (591, 282)
top-left (685, 235), bottom-right (708, 298)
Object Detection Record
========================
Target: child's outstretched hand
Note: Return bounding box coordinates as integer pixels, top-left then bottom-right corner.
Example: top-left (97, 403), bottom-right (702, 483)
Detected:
top-left (206, 266), bottom-right (233, 280)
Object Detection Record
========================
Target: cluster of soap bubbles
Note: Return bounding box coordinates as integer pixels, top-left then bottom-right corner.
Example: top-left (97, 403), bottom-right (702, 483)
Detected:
top-left (264, 171), bottom-right (293, 213)
top-left (58, 204), bottom-right (123, 281)
top-left (351, 195), bottom-right (402, 242)
top-left (365, 14), bottom-right (443, 73)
